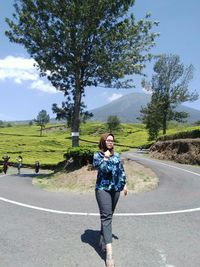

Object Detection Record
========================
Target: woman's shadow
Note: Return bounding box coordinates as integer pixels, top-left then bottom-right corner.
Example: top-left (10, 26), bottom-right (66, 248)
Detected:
top-left (81, 229), bottom-right (118, 261)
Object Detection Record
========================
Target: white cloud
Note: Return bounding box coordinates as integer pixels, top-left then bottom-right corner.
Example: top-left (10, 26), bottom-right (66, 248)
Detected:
top-left (0, 56), bottom-right (35, 69)
top-left (108, 93), bottom-right (123, 102)
top-left (31, 80), bottom-right (57, 94)
top-left (0, 56), bottom-right (57, 94)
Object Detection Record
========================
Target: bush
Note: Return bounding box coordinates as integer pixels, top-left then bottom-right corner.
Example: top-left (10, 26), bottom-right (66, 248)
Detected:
top-left (64, 146), bottom-right (96, 167)
top-left (157, 129), bottom-right (200, 141)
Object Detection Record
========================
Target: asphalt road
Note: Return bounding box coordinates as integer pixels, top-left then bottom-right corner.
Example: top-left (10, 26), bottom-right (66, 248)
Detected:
top-left (1, 152), bottom-right (200, 267)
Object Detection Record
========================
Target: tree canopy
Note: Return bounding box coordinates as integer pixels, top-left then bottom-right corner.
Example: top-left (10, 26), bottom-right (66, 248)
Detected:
top-left (52, 99), bottom-right (93, 128)
top-left (34, 109), bottom-right (50, 136)
top-left (6, 0), bottom-right (159, 146)
top-left (107, 115), bottom-right (121, 133)
top-left (140, 54), bottom-right (198, 140)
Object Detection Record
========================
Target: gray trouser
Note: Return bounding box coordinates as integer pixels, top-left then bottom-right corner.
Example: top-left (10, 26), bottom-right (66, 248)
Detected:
top-left (95, 189), bottom-right (120, 244)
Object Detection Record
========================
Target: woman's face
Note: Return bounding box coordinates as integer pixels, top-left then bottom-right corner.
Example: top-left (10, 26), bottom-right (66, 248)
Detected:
top-left (105, 135), bottom-right (114, 150)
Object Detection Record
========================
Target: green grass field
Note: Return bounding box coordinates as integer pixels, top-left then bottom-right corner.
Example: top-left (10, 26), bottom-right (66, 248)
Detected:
top-left (0, 122), bottom-right (199, 168)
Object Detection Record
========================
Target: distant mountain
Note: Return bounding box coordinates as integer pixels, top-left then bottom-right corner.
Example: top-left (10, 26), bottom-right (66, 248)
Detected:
top-left (90, 92), bottom-right (200, 123)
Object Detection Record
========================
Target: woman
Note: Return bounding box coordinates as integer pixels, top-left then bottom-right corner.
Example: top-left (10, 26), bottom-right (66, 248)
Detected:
top-left (35, 160), bottom-right (40, 173)
top-left (17, 155), bottom-right (23, 175)
top-left (93, 133), bottom-right (127, 267)
top-left (2, 154), bottom-right (10, 174)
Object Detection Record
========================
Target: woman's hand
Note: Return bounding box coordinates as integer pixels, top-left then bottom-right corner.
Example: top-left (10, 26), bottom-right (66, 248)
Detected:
top-left (104, 150), bottom-right (111, 160)
top-left (123, 184), bottom-right (128, 196)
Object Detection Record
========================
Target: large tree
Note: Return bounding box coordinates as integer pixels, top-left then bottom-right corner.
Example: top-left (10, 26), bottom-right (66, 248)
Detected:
top-left (107, 115), bottom-right (121, 133)
top-left (140, 54), bottom-right (198, 139)
top-left (6, 0), bottom-right (159, 146)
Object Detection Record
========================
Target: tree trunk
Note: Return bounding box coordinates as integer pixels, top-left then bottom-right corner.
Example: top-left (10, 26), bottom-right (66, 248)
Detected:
top-left (162, 113), bottom-right (167, 135)
top-left (71, 73), bottom-right (82, 147)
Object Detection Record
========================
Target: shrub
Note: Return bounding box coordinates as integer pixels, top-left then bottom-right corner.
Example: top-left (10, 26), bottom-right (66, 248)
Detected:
top-left (157, 129), bottom-right (200, 141)
top-left (64, 146), bottom-right (96, 167)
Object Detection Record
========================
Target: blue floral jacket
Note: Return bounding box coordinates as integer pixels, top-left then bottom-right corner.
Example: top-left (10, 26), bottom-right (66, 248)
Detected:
top-left (93, 151), bottom-right (126, 191)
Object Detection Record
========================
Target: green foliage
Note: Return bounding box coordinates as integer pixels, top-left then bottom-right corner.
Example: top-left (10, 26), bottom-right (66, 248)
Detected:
top-left (0, 124), bottom-right (69, 167)
top-left (157, 129), bottom-right (200, 141)
top-left (6, 0), bottom-right (159, 146)
top-left (52, 101), bottom-right (93, 128)
top-left (0, 122), bottom-right (197, 168)
top-left (34, 110), bottom-right (50, 136)
top-left (64, 146), bottom-right (96, 167)
top-left (194, 120), bottom-right (200, 126)
top-left (140, 54), bottom-right (199, 140)
top-left (107, 115), bottom-right (121, 133)
top-left (80, 122), bottom-right (107, 135)
top-left (80, 122), bottom-right (151, 149)
top-left (0, 122), bottom-right (147, 167)
top-left (140, 102), bottom-right (160, 140)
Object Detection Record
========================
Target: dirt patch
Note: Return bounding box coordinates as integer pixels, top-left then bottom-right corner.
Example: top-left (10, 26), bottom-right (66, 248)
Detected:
top-left (33, 159), bottom-right (159, 193)
top-left (150, 138), bottom-right (200, 165)
top-left (123, 158), bottom-right (158, 193)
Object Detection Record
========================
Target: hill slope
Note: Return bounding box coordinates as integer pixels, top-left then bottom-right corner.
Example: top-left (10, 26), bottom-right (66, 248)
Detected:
top-left (90, 92), bottom-right (200, 123)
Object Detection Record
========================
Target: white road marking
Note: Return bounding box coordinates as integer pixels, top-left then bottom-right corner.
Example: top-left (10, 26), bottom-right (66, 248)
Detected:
top-left (1, 196), bottom-right (200, 216)
top-left (126, 153), bottom-right (200, 177)
top-left (1, 157), bottom-right (200, 216)
top-left (0, 197), bottom-right (98, 216)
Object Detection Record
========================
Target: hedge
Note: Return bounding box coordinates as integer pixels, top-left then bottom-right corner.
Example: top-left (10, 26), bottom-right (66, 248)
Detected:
top-left (157, 129), bottom-right (200, 141)
top-left (64, 146), bottom-right (96, 167)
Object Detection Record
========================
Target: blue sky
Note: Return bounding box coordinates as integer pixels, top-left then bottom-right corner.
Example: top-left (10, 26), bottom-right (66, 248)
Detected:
top-left (0, 0), bottom-right (200, 121)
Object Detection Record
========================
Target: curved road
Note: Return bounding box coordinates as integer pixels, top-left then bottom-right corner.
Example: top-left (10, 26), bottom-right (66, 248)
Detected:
top-left (1, 151), bottom-right (200, 267)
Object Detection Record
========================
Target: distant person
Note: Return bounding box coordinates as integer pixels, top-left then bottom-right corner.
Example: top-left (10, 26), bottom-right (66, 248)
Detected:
top-left (35, 160), bottom-right (40, 173)
top-left (2, 154), bottom-right (10, 174)
top-left (93, 133), bottom-right (127, 267)
top-left (17, 155), bottom-right (23, 175)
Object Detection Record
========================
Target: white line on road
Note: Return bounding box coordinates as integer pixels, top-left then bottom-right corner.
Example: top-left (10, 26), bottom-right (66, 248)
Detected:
top-left (0, 197), bottom-right (98, 216)
top-left (127, 153), bottom-right (200, 177)
top-left (1, 157), bottom-right (200, 216)
top-left (1, 196), bottom-right (200, 216)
